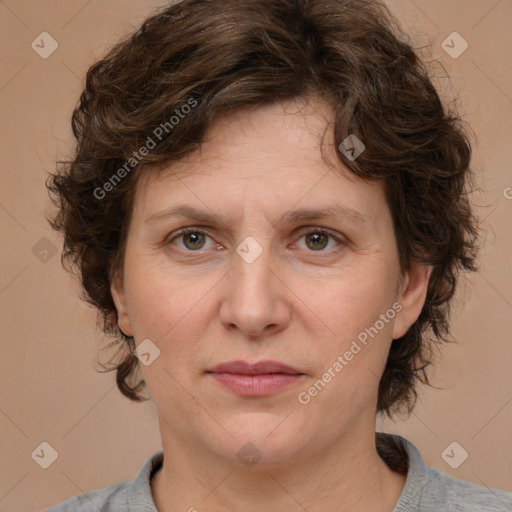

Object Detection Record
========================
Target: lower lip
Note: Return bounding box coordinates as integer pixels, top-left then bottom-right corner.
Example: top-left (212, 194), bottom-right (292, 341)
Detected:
top-left (209, 373), bottom-right (303, 396)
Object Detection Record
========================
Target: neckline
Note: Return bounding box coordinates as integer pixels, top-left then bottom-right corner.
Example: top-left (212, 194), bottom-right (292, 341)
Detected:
top-left (133, 434), bottom-right (428, 512)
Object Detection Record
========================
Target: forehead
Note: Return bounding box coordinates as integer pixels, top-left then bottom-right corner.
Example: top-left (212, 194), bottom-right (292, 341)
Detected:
top-left (132, 97), bottom-right (388, 228)
top-left (144, 96), bottom-right (339, 180)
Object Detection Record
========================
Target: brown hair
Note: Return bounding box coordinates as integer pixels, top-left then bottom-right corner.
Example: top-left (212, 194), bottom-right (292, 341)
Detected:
top-left (46, 0), bottom-right (479, 417)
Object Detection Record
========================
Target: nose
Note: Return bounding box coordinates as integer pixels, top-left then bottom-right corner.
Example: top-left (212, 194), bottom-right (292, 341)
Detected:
top-left (219, 241), bottom-right (291, 339)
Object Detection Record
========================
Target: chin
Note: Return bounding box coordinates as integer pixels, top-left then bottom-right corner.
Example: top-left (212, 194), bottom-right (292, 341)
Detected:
top-left (211, 412), bottom-right (311, 467)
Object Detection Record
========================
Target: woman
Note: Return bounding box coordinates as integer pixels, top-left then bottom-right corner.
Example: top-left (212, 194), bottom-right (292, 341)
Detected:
top-left (45, 0), bottom-right (512, 510)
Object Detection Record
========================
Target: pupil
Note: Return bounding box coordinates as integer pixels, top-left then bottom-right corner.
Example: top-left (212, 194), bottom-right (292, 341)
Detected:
top-left (308, 233), bottom-right (327, 250)
top-left (186, 232), bottom-right (204, 249)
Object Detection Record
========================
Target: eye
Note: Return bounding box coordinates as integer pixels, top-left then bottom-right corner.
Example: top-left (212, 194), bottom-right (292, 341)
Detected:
top-left (167, 227), bottom-right (345, 254)
top-left (169, 228), bottom-right (216, 251)
top-left (294, 228), bottom-right (344, 252)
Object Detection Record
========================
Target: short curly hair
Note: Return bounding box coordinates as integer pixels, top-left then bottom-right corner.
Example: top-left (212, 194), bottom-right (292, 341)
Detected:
top-left (46, 0), bottom-right (479, 417)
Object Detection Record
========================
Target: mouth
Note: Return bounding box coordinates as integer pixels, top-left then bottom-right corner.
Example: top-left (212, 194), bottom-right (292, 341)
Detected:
top-left (206, 360), bottom-right (305, 396)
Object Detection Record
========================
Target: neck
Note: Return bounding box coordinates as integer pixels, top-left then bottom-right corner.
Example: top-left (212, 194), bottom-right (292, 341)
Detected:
top-left (151, 428), bottom-right (406, 512)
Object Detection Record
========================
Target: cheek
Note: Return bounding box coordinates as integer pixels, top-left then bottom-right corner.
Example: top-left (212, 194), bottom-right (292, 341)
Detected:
top-left (292, 259), bottom-right (399, 392)
top-left (123, 256), bottom-right (217, 349)
top-left (297, 262), bottom-right (398, 335)
top-left (125, 270), bottom-right (175, 335)
top-left (123, 262), bottom-right (212, 396)
top-left (296, 282), bottom-right (396, 420)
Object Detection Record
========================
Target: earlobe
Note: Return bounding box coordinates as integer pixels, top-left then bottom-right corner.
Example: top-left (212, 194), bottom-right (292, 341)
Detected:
top-left (110, 273), bottom-right (134, 337)
top-left (392, 263), bottom-right (432, 340)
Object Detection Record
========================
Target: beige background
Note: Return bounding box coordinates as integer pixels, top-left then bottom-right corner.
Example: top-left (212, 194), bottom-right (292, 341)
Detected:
top-left (0, 1), bottom-right (511, 511)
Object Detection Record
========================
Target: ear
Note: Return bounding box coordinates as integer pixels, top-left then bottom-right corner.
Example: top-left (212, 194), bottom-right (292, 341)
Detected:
top-left (392, 261), bottom-right (432, 340)
top-left (110, 271), bottom-right (134, 337)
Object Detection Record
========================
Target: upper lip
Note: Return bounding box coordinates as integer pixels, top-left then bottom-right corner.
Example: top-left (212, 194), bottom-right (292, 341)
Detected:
top-left (207, 360), bottom-right (303, 375)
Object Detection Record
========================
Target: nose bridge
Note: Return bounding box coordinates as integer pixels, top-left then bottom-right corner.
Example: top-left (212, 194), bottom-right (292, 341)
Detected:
top-left (220, 234), bottom-right (289, 336)
top-left (232, 235), bottom-right (275, 306)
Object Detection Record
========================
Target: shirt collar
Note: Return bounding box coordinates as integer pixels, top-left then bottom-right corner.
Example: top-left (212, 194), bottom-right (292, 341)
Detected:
top-left (125, 434), bottom-right (430, 511)
top-left (127, 449), bottom-right (163, 511)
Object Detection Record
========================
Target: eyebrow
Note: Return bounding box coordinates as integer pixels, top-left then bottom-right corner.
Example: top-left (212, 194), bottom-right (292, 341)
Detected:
top-left (145, 203), bottom-right (367, 226)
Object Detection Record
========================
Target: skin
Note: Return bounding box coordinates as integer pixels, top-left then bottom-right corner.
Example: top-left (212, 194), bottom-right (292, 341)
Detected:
top-left (111, 96), bottom-right (431, 512)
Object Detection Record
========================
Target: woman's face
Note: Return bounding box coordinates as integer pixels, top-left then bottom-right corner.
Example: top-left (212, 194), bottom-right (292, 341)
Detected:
top-left (111, 97), bottom-right (429, 466)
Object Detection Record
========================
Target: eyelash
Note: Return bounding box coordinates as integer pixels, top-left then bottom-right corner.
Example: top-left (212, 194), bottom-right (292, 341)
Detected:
top-left (167, 226), bottom-right (345, 254)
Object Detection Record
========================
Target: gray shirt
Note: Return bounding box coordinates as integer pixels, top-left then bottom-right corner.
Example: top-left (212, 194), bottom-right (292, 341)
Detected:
top-left (45, 433), bottom-right (512, 511)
